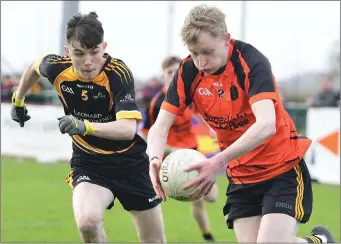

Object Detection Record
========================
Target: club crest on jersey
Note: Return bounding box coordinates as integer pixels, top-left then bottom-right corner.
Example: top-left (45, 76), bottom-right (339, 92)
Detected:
top-left (230, 85), bottom-right (239, 100)
top-left (217, 89), bottom-right (224, 99)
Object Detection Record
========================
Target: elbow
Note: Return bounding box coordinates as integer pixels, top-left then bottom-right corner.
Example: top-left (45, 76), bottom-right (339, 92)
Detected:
top-left (120, 120), bottom-right (137, 140)
top-left (125, 131), bottom-right (135, 141)
top-left (265, 122), bottom-right (277, 138)
top-left (125, 126), bottom-right (136, 140)
top-left (260, 120), bottom-right (276, 139)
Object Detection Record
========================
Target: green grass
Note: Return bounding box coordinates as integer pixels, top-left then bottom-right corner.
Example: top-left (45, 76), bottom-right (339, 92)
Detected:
top-left (1, 157), bottom-right (340, 242)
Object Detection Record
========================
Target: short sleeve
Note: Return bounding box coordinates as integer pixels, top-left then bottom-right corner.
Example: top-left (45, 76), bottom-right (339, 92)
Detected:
top-left (161, 57), bottom-right (198, 115)
top-left (237, 44), bottom-right (278, 105)
top-left (35, 54), bottom-right (72, 84)
top-left (247, 59), bottom-right (277, 105)
top-left (113, 65), bottom-right (142, 122)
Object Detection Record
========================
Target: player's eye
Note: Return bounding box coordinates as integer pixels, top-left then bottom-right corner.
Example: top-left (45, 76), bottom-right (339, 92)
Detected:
top-left (74, 53), bottom-right (83, 57)
top-left (91, 51), bottom-right (99, 55)
top-left (191, 52), bottom-right (198, 57)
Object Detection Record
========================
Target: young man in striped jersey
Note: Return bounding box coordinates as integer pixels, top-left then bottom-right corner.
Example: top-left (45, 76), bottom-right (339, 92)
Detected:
top-left (147, 4), bottom-right (336, 243)
top-left (10, 11), bottom-right (166, 243)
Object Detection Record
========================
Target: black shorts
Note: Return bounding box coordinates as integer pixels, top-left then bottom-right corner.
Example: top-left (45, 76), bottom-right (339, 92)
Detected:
top-left (223, 159), bottom-right (313, 229)
top-left (65, 151), bottom-right (162, 211)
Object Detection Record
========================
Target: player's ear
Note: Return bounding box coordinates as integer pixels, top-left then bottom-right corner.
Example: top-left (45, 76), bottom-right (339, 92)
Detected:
top-left (224, 33), bottom-right (231, 47)
top-left (161, 70), bottom-right (166, 82)
top-left (103, 42), bottom-right (107, 50)
top-left (64, 45), bottom-right (70, 56)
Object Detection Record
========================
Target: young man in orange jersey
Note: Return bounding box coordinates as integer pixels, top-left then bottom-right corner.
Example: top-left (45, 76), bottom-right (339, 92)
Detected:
top-left (10, 11), bottom-right (166, 243)
top-left (147, 4), bottom-right (336, 244)
top-left (140, 55), bottom-right (218, 242)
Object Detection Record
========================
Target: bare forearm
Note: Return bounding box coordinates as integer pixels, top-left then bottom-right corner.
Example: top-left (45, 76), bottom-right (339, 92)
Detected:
top-left (147, 125), bottom-right (169, 161)
top-left (16, 61), bottom-right (41, 99)
top-left (92, 119), bottom-right (136, 140)
top-left (214, 121), bottom-right (276, 167)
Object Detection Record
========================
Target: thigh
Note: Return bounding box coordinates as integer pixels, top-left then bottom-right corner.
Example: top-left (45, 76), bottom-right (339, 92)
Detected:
top-left (129, 205), bottom-right (166, 242)
top-left (73, 182), bottom-right (115, 223)
top-left (262, 159), bottom-right (313, 224)
top-left (223, 181), bottom-right (265, 230)
top-left (257, 213), bottom-right (298, 242)
top-left (233, 216), bottom-right (262, 243)
top-left (66, 167), bottom-right (116, 213)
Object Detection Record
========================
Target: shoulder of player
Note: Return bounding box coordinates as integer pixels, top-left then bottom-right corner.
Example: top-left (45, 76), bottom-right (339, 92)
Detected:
top-left (178, 55), bottom-right (200, 84)
top-left (230, 40), bottom-right (271, 69)
top-left (104, 57), bottom-right (134, 85)
top-left (39, 54), bottom-right (72, 68)
top-left (36, 54), bottom-right (72, 79)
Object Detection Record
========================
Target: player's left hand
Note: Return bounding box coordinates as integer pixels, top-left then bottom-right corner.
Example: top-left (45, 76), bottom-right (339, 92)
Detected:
top-left (58, 115), bottom-right (95, 136)
top-left (183, 158), bottom-right (221, 200)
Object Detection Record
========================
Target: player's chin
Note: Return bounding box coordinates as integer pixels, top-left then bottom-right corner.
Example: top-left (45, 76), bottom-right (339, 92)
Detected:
top-left (201, 68), bottom-right (217, 75)
top-left (82, 71), bottom-right (98, 80)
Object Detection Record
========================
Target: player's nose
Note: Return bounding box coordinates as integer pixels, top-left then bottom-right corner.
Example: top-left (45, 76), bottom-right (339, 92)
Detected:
top-left (84, 54), bottom-right (92, 66)
top-left (198, 55), bottom-right (207, 69)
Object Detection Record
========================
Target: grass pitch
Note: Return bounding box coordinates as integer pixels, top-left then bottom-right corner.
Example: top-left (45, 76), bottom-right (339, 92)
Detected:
top-left (1, 157), bottom-right (340, 242)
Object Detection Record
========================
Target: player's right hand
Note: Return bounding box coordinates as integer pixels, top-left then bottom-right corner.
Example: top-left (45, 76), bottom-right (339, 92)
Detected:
top-left (10, 92), bottom-right (31, 127)
top-left (149, 157), bottom-right (167, 201)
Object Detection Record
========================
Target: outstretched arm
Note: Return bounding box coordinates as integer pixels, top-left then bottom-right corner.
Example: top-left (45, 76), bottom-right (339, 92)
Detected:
top-left (15, 61), bottom-right (41, 99)
top-left (147, 109), bottom-right (176, 201)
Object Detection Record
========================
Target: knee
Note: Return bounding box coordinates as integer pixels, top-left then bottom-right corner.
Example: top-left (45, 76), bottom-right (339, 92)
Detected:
top-left (204, 192), bottom-right (218, 202)
top-left (203, 183), bottom-right (218, 203)
top-left (76, 213), bottom-right (101, 233)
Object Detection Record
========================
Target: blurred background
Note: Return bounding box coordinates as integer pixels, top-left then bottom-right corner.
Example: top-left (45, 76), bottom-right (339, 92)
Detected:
top-left (1, 1), bottom-right (340, 242)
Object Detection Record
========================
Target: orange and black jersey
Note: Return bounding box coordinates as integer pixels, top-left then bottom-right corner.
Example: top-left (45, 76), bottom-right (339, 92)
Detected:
top-left (141, 87), bottom-right (197, 149)
top-left (35, 54), bottom-right (146, 158)
top-left (161, 39), bottom-right (312, 184)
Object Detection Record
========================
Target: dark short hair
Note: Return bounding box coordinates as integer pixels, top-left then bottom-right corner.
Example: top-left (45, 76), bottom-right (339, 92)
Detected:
top-left (162, 56), bottom-right (182, 70)
top-left (66, 11), bottom-right (104, 49)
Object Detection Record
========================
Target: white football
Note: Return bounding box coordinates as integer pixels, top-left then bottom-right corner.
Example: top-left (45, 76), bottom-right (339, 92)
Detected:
top-left (159, 149), bottom-right (207, 202)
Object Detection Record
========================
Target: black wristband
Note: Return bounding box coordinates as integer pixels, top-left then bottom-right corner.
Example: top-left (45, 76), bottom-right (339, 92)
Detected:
top-left (149, 156), bottom-right (159, 162)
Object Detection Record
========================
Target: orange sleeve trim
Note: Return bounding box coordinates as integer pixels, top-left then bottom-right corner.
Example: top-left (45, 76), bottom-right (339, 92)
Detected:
top-left (237, 50), bottom-right (251, 93)
top-left (148, 94), bottom-right (160, 125)
top-left (161, 101), bottom-right (182, 115)
top-left (249, 92), bottom-right (278, 105)
top-left (177, 66), bottom-right (186, 109)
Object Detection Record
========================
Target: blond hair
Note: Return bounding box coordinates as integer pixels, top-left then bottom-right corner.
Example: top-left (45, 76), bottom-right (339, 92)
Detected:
top-left (180, 4), bottom-right (227, 44)
top-left (162, 56), bottom-right (182, 70)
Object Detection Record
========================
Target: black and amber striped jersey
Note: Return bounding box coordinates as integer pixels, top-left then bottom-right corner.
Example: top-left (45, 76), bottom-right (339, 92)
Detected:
top-left (35, 53), bottom-right (146, 158)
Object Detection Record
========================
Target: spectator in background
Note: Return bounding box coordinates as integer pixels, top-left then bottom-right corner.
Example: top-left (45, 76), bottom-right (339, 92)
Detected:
top-left (1, 74), bottom-right (19, 102)
top-left (308, 76), bottom-right (340, 107)
top-left (138, 76), bottom-right (163, 107)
